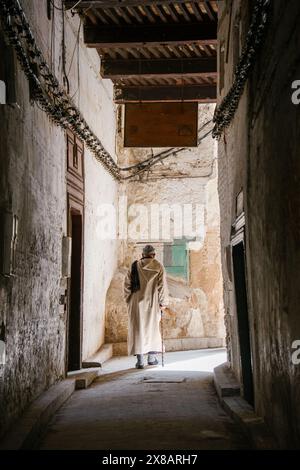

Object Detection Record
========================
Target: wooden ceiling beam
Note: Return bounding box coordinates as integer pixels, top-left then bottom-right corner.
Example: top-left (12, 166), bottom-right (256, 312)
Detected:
top-left (203, 1), bottom-right (216, 21)
top-left (65, 1), bottom-right (215, 9)
top-left (84, 22), bottom-right (217, 48)
top-left (101, 57), bottom-right (217, 79)
top-left (114, 84), bottom-right (216, 103)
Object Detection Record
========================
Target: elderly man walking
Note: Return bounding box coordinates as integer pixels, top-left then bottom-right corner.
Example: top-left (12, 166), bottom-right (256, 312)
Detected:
top-left (124, 245), bottom-right (169, 369)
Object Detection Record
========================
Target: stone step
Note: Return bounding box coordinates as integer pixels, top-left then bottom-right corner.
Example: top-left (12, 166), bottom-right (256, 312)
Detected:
top-left (82, 343), bottom-right (113, 368)
top-left (213, 362), bottom-right (240, 398)
top-left (222, 396), bottom-right (276, 449)
top-left (67, 370), bottom-right (100, 390)
top-left (0, 380), bottom-right (76, 450)
top-left (213, 363), bottom-right (276, 449)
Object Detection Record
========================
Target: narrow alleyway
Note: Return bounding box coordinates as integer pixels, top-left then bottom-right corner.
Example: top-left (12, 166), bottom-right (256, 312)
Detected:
top-left (1, 0), bottom-right (300, 452)
top-left (39, 349), bottom-right (251, 450)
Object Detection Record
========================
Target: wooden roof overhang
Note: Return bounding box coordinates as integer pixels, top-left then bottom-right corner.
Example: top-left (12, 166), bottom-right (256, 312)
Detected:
top-left (65, 1), bottom-right (218, 103)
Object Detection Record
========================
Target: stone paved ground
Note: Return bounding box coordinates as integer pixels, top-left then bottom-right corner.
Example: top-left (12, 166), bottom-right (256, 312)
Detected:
top-left (39, 349), bottom-right (251, 450)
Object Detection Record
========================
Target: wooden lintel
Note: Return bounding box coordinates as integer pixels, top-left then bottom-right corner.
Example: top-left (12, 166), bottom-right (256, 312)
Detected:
top-left (101, 57), bottom-right (217, 79)
top-left (84, 22), bottom-right (217, 48)
top-left (65, 1), bottom-right (215, 9)
top-left (114, 85), bottom-right (216, 103)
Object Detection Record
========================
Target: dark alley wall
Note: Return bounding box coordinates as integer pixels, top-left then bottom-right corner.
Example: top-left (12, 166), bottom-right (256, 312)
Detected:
top-left (0, 24), bottom-right (67, 435)
top-left (0, 0), bottom-right (118, 438)
top-left (218, 0), bottom-right (300, 448)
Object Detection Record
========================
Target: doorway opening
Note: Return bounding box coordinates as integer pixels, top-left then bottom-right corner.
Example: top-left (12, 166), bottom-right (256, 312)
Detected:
top-left (67, 212), bottom-right (83, 371)
top-left (232, 240), bottom-right (254, 406)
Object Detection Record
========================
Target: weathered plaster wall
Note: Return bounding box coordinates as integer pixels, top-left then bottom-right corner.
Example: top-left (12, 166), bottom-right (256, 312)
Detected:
top-left (0, 29), bottom-right (67, 435)
top-left (105, 104), bottom-right (225, 353)
top-left (0, 0), bottom-right (118, 436)
top-left (217, 0), bottom-right (300, 448)
top-left (64, 14), bottom-right (119, 360)
top-left (83, 155), bottom-right (118, 359)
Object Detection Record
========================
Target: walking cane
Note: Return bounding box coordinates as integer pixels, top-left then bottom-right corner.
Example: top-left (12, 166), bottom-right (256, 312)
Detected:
top-left (160, 309), bottom-right (164, 367)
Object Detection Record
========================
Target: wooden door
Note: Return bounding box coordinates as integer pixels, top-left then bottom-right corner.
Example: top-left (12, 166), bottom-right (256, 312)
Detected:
top-left (66, 131), bottom-right (85, 372)
top-left (232, 240), bottom-right (254, 406)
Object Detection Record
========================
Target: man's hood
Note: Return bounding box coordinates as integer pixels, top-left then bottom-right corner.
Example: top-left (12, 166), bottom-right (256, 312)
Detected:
top-left (138, 258), bottom-right (161, 276)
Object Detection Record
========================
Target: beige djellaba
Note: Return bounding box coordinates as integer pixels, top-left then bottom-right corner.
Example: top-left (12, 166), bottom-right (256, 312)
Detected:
top-left (124, 258), bottom-right (169, 355)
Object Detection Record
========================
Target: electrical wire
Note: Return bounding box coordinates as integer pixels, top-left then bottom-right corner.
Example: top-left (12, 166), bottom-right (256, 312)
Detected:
top-left (0, 0), bottom-right (120, 179)
top-left (50, 0), bottom-right (82, 11)
top-left (61, 0), bottom-right (70, 93)
top-left (119, 120), bottom-right (213, 172)
top-left (0, 0), bottom-right (216, 182)
top-left (50, 0), bottom-right (56, 73)
top-left (49, 0), bottom-right (64, 11)
top-left (122, 128), bottom-right (213, 180)
top-left (67, 19), bottom-right (81, 77)
top-left (67, 0), bottom-right (82, 10)
top-left (213, 0), bottom-right (271, 138)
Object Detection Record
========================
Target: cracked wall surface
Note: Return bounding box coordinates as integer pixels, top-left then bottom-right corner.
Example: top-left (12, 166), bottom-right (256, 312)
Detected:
top-left (0, 1), bottom-right (118, 436)
top-left (105, 104), bottom-right (225, 353)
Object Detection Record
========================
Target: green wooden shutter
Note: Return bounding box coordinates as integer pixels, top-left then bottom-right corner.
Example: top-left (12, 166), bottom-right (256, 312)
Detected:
top-left (164, 240), bottom-right (188, 280)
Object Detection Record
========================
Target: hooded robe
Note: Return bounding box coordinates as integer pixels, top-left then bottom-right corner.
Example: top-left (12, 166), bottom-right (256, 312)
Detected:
top-left (124, 257), bottom-right (169, 355)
